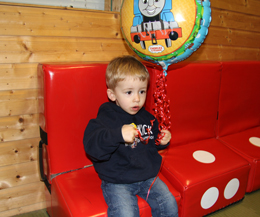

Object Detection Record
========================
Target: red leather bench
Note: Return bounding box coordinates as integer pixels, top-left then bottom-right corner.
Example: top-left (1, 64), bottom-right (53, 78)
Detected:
top-left (38, 61), bottom-right (260, 217)
top-left (217, 61), bottom-right (260, 193)
top-left (155, 62), bottom-right (252, 217)
top-left (38, 63), bottom-right (181, 217)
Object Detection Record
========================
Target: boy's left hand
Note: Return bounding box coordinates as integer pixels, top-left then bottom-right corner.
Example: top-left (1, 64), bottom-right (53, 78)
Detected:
top-left (160, 130), bottom-right (171, 145)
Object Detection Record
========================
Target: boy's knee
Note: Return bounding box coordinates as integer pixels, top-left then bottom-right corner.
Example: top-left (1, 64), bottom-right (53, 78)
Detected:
top-left (158, 192), bottom-right (178, 217)
top-left (108, 204), bottom-right (139, 217)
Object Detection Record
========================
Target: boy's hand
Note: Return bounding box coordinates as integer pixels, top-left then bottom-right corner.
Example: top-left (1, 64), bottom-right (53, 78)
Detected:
top-left (160, 130), bottom-right (171, 145)
top-left (122, 124), bottom-right (138, 143)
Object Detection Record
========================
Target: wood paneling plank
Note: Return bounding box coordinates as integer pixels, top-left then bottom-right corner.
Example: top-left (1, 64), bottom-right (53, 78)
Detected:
top-left (0, 182), bottom-right (45, 212)
top-left (0, 202), bottom-right (46, 217)
top-left (0, 5), bottom-right (122, 38)
top-left (0, 161), bottom-right (40, 189)
top-left (0, 64), bottom-right (38, 91)
top-left (227, 29), bottom-right (260, 48)
top-left (104, 0), bottom-right (111, 11)
top-left (211, 9), bottom-right (260, 33)
top-left (206, 27), bottom-right (260, 48)
top-left (211, 0), bottom-right (260, 16)
top-left (0, 89), bottom-right (38, 117)
top-left (0, 138), bottom-right (39, 167)
top-left (112, 0), bottom-right (122, 12)
top-left (0, 36), bottom-right (130, 63)
top-left (188, 44), bottom-right (260, 61)
top-left (0, 114), bottom-right (40, 143)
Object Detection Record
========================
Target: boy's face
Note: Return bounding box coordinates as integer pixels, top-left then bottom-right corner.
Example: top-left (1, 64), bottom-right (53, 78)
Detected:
top-left (107, 76), bottom-right (148, 115)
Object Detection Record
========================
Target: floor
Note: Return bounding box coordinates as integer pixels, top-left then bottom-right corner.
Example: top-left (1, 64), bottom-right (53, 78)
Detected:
top-left (13, 189), bottom-right (260, 217)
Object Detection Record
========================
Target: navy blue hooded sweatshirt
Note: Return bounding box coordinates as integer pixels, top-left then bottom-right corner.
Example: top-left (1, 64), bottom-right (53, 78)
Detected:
top-left (83, 102), bottom-right (168, 184)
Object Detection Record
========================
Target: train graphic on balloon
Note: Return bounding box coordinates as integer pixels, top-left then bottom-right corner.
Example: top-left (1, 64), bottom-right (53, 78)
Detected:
top-left (130, 0), bottom-right (182, 50)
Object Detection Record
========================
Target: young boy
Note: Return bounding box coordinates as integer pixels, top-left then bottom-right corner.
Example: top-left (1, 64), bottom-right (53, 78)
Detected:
top-left (83, 56), bottom-right (178, 217)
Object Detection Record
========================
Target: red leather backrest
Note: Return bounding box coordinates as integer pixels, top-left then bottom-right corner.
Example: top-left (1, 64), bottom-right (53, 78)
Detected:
top-left (38, 63), bottom-right (109, 175)
top-left (165, 62), bottom-right (222, 146)
top-left (40, 61), bottom-right (259, 174)
top-left (218, 61), bottom-right (260, 137)
top-left (38, 63), bottom-right (156, 175)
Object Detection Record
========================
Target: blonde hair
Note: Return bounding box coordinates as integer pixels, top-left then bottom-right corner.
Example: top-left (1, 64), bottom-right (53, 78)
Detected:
top-left (106, 55), bottom-right (149, 90)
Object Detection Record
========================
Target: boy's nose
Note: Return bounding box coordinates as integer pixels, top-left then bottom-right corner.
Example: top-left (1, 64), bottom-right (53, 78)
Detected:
top-left (134, 93), bottom-right (140, 102)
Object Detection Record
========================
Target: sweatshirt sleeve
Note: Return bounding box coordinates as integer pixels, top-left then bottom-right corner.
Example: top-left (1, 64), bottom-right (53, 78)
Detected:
top-left (83, 106), bottom-right (125, 162)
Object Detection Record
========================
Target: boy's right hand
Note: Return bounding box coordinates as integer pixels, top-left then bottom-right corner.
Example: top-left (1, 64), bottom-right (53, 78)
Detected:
top-left (122, 124), bottom-right (138, 143)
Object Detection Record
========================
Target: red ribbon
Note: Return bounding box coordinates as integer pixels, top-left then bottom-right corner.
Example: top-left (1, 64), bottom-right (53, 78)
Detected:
top-left (145, 69), bottom-right (171, 201)
top-left (153, 69), bottom-right (171, 144)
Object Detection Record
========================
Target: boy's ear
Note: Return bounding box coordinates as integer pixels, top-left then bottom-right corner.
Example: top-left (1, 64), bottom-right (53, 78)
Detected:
top-left (107, 89), bottom-right (116, 101)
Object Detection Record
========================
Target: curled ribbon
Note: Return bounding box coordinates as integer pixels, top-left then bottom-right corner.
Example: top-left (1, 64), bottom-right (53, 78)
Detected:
top-left (153, 69), bottom-right (171, 145)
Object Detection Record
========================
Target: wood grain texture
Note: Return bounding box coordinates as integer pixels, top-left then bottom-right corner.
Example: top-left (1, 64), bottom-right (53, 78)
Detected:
top-left (211, 9), bottom-right (260, 32)
top-left (0, 89), bottom-right (38, 117)
top-left (0, 64), bottom-right (38, 91)
top-left (0, 182), bottom-right (45, 212)
top-left (211, 0), bottom-right (260, 16)
top-left (0, 114), bottom-right (39, 143)
top-left (0, 138), bottom-right (39, 167)
top-left (0, 202), bottom-right (46, 217)
top-left (0, 161), bottom-right (40, 189)
top-left (0, 4), bottom-right (122, 38)
top-left (0, 36), bottom-right (131, 64)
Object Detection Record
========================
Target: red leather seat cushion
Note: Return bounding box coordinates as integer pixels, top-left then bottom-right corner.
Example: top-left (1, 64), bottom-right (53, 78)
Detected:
top-left (162, 139), bottom-right (250, 217)
top-left (217, 61), bottom-right (260, 192)
top-left (51, 166), bottom-right (181, 217)
top-left (219, 127), bottom-right (260, 192)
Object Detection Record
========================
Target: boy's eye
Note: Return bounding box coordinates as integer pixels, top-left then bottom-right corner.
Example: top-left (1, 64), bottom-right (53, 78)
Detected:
top-left (140, 90), bottom-right (146, 94)
top-left (126, 91), bottom-right (132, 95)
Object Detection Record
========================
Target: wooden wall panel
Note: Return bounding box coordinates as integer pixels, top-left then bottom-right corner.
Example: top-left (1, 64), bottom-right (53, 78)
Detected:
top-left (111, 0), bottom-right (123, 12)
top-left (0, 0), bottom-right (259, 216)
top-left (211, 0), bottom-right (260, 16)
top-left (0, 5), bottom-right (122, 38)
top-left (0, 114), bottom-right (39, 143)
top-left (0, 161), bottom-right (40, 189)
top-left (0, 64), bottom-right (38, 91)
top-left (0, 202), bottom-right (46, 217)
top-left (0, 182), bottom-right (45, 212)
top-left (188, 44), bottom-right (259, 62)
top-left (0, 138), bottom-right (38, 167)
top-left (0, 36), bottom-right (131, 64)
top-left (0, 89), bottom-right (38, 117)
top-left (205, 27), bottom-right (260, 48)
top-left (211, 9), bottom-right (260, 32)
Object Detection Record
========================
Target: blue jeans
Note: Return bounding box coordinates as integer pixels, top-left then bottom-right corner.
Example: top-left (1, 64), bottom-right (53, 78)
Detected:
top-left (101, 177), bottom-right (178, 217)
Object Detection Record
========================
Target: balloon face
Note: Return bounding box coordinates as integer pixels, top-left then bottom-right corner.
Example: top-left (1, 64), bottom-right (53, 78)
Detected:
top-left (138, 0), bottom-right (165, 17)
top-left (121, 0), bottom-right (211, 70)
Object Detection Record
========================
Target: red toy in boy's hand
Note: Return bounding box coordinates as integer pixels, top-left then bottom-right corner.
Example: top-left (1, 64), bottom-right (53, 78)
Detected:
top-left (128, 120), bottom-right (171, 146)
